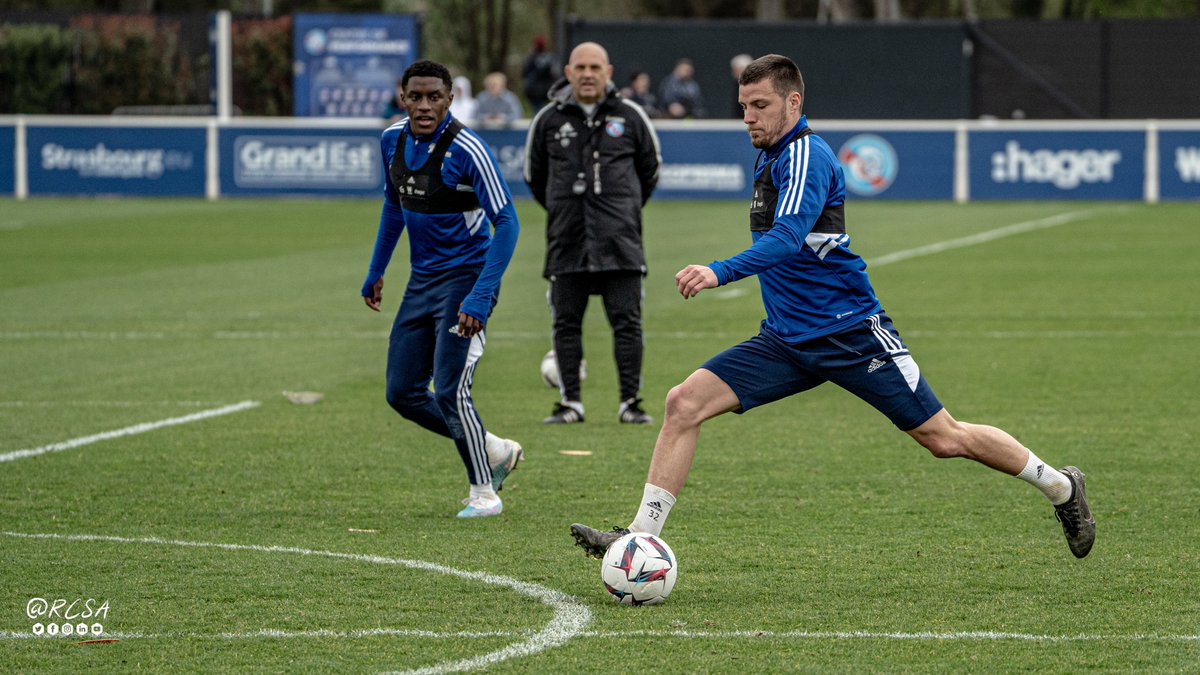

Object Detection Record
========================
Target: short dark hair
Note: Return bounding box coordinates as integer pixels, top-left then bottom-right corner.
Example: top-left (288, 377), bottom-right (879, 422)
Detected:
top-left (401, 59), bottom-right (453, 92)
top-left (739, 54), bottom-right (804, 103)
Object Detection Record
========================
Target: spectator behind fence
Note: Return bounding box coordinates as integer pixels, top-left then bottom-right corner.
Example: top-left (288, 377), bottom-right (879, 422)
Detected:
top-left (521, 35), bottom-right (560, 110)
top-left (381, 78), bottom-right (407, 125)
top-left (659, 58), bottom-right (706, 119)
top-left (620, 71), bottom-right (661, 118)
top-left (475, 71), bottom-right (524, 128)
top-left (729, 53), bottom-right (753, 118)
top-left (449, 75), bottom-right (477, 126)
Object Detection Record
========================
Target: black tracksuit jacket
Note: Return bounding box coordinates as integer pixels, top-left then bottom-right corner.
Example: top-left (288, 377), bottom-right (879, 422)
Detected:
top-left (524, 80), bottom-right (661, 279)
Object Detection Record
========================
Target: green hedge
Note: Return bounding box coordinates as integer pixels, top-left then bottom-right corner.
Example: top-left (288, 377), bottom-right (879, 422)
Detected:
top-left (232, 16), bottom-right (293, 117)
top-left (69, 15), bottom-right (195, 114)
top-left (0, 23), bottom-right (73, 114)
top-left (0, 15), bottom-right (293, 116)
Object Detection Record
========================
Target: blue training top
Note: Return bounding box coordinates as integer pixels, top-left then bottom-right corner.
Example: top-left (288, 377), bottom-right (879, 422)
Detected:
top-left (708, 116), bottom-right (882, 344)
top-left (361, 114), bottom-right (520, 323)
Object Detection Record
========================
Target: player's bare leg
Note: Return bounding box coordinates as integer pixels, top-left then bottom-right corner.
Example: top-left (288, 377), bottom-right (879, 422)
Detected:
top-left (906, 408), bottom-right (1094, 558)
top-left (906, 409), bottom-right (1029, 474)
top-left (644, 368), bottom-right (740, 496)
top-left (572, 368), bottom-right (738, 557)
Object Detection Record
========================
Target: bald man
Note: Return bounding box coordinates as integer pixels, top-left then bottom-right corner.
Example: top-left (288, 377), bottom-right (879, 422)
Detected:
top-left (524, 42), bottom-right (662, 426)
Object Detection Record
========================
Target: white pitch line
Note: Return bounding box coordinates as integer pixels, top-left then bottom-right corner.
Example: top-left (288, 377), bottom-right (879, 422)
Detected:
top-left (3, 626), bottom-right (1196, 645)
top-left (584, 629), bottom-right (1200, 643)
top-left (0, 400), bottom-right (261, 463)
top-left (0, 531), bottom-right (592, 675)
top-left (869, 208), bottom-right (1101, 268)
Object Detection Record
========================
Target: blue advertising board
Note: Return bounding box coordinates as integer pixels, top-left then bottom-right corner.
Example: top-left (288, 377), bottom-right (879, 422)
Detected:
top-left (969, 131), bottom-right (1144, 200)
top-left (476, 127), bottom-right (757, 202)
top-left (0, 124), bottom-right (13, 196)
top-left (475, 126), bottom-right (957, 202)
top-left (1158, 131), bottom-right (1200, 201)
top-left (654, 129), bottom-right (758, 201)
top-left (218, 127), bottom-right (385, 197)
top-left (472, 129), bottom-right (530, 200)
top-left (292, 14), bottom-right (419, 118)
top-left (25, 126), bottom-right (206, 197)
top-left (821, 130), bottom-right (955, 200)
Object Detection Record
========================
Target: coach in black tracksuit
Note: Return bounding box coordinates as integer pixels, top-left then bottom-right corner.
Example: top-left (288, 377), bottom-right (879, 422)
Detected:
top-left (524, 41), bottom-right (661, 425)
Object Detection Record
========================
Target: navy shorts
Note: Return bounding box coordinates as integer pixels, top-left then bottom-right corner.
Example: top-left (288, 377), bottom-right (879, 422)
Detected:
top-left (701, 313), bottom-right (943, 431)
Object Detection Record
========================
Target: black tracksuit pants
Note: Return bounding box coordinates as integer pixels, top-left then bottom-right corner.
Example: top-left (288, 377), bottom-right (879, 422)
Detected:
top-left (549, 271), bottom-right (644, 405)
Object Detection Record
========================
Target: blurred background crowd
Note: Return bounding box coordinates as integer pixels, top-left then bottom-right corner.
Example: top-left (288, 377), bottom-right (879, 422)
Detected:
top-left (1, 0), bottom-right (1197, 120)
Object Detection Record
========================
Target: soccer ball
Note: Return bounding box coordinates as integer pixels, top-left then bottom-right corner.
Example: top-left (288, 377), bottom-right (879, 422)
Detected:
top-left (601, 532), bottom-right (678, 606)
top-left (540, 350), bottom-right (587, 389)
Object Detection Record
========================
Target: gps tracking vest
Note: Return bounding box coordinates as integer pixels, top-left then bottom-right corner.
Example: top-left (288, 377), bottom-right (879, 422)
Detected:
top-left (390, 119), bottom-right (481, 214)
top-left (751, 127), bottom-right (845, 235)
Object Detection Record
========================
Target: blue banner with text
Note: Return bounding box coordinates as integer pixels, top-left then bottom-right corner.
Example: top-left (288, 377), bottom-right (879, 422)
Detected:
top-left (969, 131), bottom-right (1144, 200)
top-left (1158, 131), bottom-right (1200, 201)
top-left (218, 127), bottom-right (385, 197)
top-left (292, 14), bottom-right (419, 118)
top-left (25, 126), bottom-right (206, 197)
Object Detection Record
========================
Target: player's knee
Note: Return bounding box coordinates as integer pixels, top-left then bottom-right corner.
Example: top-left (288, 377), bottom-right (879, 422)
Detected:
top-left (552, 314), bottom-right (584, 333)
top-left (386, 389), bottom-right (426, 419)
top-left (662, 383), bottom-right (705, 427)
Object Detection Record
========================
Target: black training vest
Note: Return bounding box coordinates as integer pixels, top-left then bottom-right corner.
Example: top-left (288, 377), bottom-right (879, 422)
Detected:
top-left (750, 127), bottom-right (845, 235)
top-left (389, 119), bottom-right (481, 214)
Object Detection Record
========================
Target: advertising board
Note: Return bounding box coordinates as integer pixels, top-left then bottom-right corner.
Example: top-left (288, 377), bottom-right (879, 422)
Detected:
top-left (219, 127), bottom-right (384, 197)
top-left (25, 126), bottom-right (206, 197)
top-left (1158, 131), bottom-right (1200, 201)
top-left (292, 14), bottom-right (419, 118)
top-left (0, 124), bottom-right (13, 196)
top-left (969, 130), bottom-right (1145, 200)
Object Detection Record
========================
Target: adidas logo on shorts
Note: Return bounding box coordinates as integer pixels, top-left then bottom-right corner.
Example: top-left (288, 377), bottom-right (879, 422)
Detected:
top-left (867, 358), bottom-right (886, 373)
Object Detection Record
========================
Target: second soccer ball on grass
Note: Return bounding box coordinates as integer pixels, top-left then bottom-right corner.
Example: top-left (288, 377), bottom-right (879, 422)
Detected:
top-left (540, 350), bottom-right (587, 389)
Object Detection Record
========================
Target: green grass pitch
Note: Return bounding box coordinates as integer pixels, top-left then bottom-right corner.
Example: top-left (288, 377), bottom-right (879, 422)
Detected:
top-left (1, 198), bottom-right (1197, 672)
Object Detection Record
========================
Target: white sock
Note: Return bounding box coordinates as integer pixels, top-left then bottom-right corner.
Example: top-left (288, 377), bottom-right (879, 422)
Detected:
top-left (1016, 451), bottom-right (1073, 505)
top-left (469, 483), bottom-right (499, 504)
top-left (629, 483), bottom-right (676, 536)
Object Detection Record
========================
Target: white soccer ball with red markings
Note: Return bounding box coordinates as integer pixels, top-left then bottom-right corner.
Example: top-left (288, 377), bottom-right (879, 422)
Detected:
top-left (540, 350), bottom-right (586, 389)
top-left (601, 532), bottom-right (678, 606)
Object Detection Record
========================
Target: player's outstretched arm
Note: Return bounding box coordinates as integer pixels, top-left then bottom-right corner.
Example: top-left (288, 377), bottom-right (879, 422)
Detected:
top-left (675, 264), bottom-right (718, 299)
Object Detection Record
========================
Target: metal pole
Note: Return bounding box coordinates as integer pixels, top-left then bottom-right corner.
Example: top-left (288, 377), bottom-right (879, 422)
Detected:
top-left (954, 121), bottom-right (969, 203)
top-left (1144, 121), bottom-right (1159, 205)
top-left (216, 10), bottom-right (233, 121)
top-left (206, 118), bottom-right (220, 201)
top-left (14, 115), bottom-right (27, 200)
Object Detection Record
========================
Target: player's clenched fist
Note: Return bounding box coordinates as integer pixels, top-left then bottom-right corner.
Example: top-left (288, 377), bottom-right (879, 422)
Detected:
top-left (675, 264), bottom-right (718, 299)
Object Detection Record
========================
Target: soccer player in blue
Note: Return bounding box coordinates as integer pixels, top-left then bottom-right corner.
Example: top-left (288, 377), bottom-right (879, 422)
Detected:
top-left (361, 59), bottom-right (523, 519)
top-left (571, 55), bottom-right (1095, 557)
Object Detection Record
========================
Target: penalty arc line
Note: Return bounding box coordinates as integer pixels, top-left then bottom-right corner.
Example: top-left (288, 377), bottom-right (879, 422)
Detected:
top-left (0, 400), bottom-right (261, 464)
top-left (0, 531), bottom-right (592, 675)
